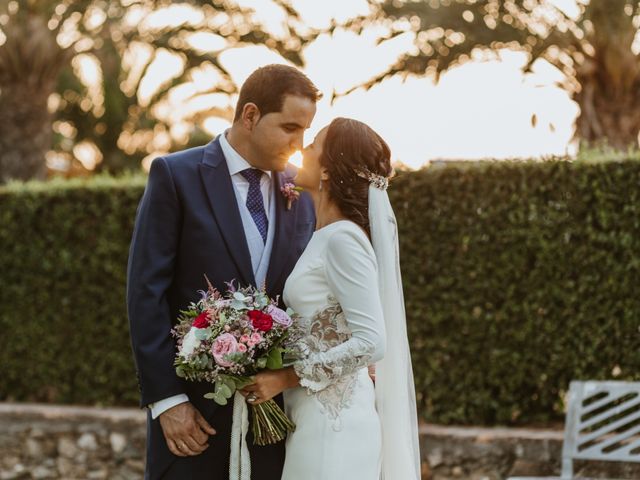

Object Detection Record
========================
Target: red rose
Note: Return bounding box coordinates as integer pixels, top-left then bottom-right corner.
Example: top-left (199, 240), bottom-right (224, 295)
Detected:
top-left (248, 310), bottom-right (273, 332)
top-left (192, 311), bottom-right (210, 329)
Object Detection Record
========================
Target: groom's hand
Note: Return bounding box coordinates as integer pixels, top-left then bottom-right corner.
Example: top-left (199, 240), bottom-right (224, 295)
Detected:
top-left (158, 402), bottom-right (216, 457)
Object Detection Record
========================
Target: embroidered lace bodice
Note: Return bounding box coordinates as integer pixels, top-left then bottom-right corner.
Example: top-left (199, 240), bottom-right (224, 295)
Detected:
top-left (283, 220), bottom-right (386, 428)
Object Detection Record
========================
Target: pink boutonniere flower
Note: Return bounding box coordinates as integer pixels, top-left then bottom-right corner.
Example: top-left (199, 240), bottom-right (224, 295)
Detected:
top-left (281, 182), bottom-right (302, 210)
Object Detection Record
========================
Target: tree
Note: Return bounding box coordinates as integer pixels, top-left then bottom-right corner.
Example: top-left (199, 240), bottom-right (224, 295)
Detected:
top-left (354, 0), bottom-right (640, 150)
top-left (0, 0), bottom-right (306, 183)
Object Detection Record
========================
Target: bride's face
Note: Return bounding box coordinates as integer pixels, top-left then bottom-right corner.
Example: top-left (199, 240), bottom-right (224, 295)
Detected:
top-left (295, 126), bottom-right (328, 191)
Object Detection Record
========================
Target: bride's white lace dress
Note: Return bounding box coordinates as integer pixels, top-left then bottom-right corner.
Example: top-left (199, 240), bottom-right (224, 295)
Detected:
top-left (281, 220), bottom-right (386, 480)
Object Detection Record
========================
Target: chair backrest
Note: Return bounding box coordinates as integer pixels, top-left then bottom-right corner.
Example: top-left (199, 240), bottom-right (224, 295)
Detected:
top-left (561, 381), bottom-right (640, 477)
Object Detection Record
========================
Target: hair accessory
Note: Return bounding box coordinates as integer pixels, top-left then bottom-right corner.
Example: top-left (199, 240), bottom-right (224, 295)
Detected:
top-left (355, 167), bottom-right (389, 191)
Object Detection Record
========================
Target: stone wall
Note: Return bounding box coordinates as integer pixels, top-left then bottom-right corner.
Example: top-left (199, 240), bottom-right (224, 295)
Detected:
top-left (0, 404), bottom-right (146, 480)
top-left (1, 403), bottom-right (639, 480)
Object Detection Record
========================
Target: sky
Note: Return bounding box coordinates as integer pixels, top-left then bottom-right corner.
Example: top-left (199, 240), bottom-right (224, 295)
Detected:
top-left (126, 0), bottom-right (582, 169)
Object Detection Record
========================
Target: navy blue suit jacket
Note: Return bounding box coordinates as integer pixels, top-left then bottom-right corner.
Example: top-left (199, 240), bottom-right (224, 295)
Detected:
top-left (127, 137), bottom-right (315, 479)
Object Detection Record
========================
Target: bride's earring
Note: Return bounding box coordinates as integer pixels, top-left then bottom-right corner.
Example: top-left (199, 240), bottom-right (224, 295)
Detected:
top-left (319, 170), bottom-right (329, 192)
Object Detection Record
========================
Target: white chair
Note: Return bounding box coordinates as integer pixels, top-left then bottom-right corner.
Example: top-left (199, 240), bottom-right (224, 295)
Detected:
top-left (509, 380), bottom-right (640, 480)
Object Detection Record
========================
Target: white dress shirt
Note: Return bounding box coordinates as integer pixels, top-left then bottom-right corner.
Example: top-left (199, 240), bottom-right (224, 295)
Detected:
top-left (149, 132), bottom-right (274, 419)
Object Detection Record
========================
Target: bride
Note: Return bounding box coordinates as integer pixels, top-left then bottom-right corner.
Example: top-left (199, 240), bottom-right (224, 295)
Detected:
top-left (240, 117), bottom-right (421, 479)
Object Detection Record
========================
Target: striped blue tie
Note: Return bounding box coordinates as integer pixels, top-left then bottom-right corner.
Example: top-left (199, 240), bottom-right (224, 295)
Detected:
top-left (241, 168), bottom-right (268, 243)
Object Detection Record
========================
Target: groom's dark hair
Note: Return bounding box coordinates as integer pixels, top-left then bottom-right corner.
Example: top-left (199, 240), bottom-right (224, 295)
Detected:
top-left (233, 64), bottom-right (321, 122)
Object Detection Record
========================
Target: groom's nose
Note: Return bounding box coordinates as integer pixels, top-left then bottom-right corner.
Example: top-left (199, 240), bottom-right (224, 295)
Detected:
top-left (290, 133), bottom-right (304, 152)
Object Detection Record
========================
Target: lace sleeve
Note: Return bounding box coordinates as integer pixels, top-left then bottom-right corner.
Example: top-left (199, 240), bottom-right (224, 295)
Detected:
top-left (294, 227), bottom-right (386, 393)
top-left (294, 337), bottom-right (375, 392)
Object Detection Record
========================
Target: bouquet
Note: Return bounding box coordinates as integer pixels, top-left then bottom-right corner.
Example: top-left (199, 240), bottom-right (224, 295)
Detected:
top-left (172, 277), bottom-right (298, 445)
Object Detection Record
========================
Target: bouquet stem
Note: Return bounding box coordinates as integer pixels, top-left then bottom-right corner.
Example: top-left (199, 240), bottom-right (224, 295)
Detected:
top-left (250, 399), bottom-right (296, 446)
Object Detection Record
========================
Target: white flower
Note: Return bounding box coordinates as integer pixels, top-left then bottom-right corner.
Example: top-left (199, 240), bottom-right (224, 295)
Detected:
top-left (179, 328), bottom-right (201, 358)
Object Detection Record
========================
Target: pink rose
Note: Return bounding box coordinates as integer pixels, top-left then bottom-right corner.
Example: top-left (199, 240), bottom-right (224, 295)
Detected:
top-left (239, 334), bottom-right (250, 343)
top-left (251, 332), bottom-right (262, 343)
top-left (248, 332), bottom-right (263, 347)
top-left (238, 343), bottom-right (247, 353)
top-left (212, 333), bottom-right (239, 367)
top-left (266, 305), bottom-right (293, 327)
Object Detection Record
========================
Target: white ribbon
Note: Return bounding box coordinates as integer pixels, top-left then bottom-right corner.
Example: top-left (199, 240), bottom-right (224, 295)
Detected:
top-left (229, 391), bottom-right (251, 480)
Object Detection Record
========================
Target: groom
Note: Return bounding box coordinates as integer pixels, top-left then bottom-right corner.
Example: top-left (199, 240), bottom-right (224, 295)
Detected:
top-left (127, 64), bottom-right (319, 479)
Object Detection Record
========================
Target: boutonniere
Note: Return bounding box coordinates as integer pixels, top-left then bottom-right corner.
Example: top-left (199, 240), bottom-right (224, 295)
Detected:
top-left (281, 182), bottom-right (302, 210)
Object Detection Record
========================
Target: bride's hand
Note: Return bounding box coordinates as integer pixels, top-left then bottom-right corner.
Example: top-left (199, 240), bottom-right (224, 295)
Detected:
top-left (240, 367), bottom-right (299, 405)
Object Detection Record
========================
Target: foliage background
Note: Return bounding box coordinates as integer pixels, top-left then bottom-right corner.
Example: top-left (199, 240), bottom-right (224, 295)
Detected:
top-left (1, 156), bottom-right (638, 424)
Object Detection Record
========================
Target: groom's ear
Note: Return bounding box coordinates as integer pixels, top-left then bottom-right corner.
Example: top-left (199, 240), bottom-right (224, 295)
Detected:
top-left (240, 103), bottom-right (261, 130)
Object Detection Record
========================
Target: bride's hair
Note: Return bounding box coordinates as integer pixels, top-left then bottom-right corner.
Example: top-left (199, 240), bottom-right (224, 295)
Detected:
top-left (320, 117), bottom-right (392, 236)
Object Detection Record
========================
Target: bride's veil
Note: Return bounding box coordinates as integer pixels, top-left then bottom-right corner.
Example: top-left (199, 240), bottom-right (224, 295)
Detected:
top-left (368, 185), bottom-right (421, 480)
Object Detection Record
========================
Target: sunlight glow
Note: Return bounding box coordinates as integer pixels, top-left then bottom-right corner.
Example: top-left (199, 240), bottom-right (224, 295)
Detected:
top-left (288, 151), bottom-right (303, 169)
top-left (203, 117), bottom-right (232, 136)
top-left (71, 0), bottom-right (582, 170)
top-left (73, 141), bottom-right (103, 171)
top-left (141, 5), bottom-right (204, 31)
top-left (71, 54), bottom-right (104, 116)
top-left (138, 49), bottom-right (184, 106)
top-left (187, 32), bottom-right (227, 53)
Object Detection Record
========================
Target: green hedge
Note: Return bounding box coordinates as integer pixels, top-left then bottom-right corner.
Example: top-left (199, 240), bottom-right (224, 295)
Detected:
top-left (1, 158), bottom-right (639, 425)
top-left (0, 176), bottom-right (145, 406)
top-left (393, 157), bottom-right (640, 425)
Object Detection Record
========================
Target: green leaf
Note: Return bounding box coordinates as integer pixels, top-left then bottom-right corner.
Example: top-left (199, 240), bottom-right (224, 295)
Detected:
top-left (266, 348), bottom-right (283, 370)
top-left (213, 393), bottom-right (228, 405)
top-left (231, 300), bottom-right (249, 310)
top-left (198, 354), bottom-right (209, 369)
top-left (220, 375), bottom-right (236, 390)
top-left (217, 383), bottom-right (232, 398)
top-left (194, 328), bottom-right (211, 341)
top-left (227, 375), bottom-right (255, 390)
top-left (256, 357), bottom-right (268, 369)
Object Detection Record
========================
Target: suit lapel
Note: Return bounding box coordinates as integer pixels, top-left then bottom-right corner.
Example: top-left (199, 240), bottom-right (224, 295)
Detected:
top-left (198, 138), bottom-right (256, 287)
top-left (265, 171), bottom-right (296, 295)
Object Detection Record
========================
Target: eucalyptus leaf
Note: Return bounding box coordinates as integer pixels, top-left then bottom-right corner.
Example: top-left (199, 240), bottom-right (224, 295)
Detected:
top-left (218, 383), bottom-right (232, 398)
top-left (194, 328), bottom-right (211, 341)
top-left (198, 354), bottom-right (209, 369)
top-left (220, 376), bottom-right (236, 390)
top-left (231, 300), bottom-right (249, 310)
top-left (225, 352), bottom-right (246, 364)
top-left (255, 294), bottom-right (268, 308)
top-left (233, 292), bottom-right (248, 301)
